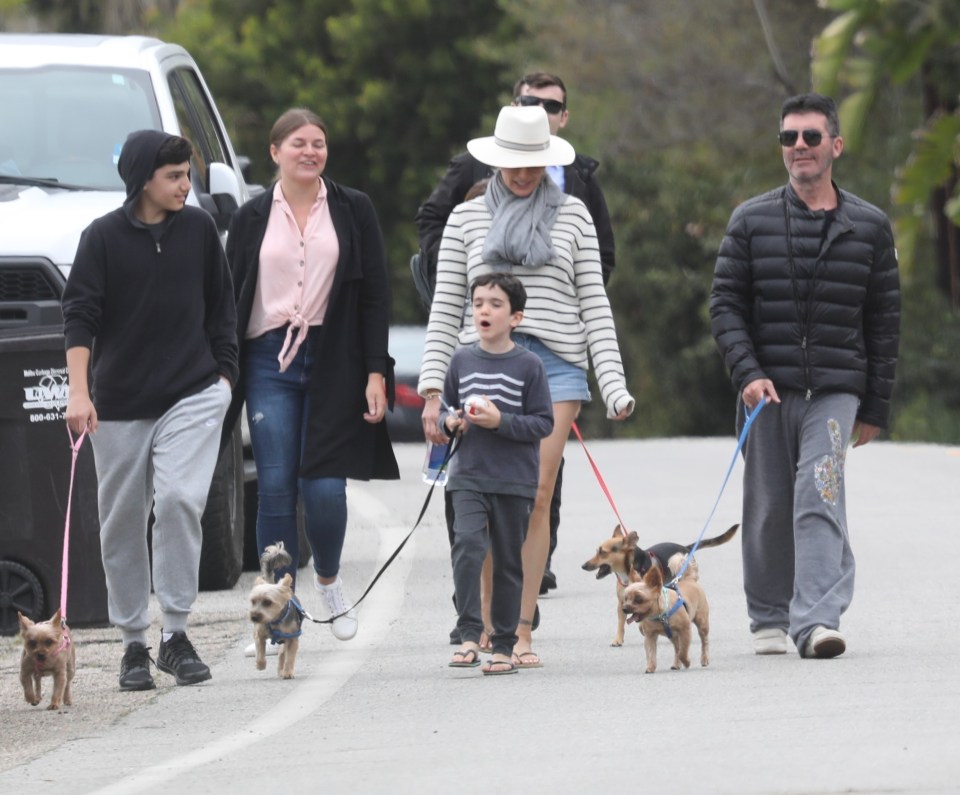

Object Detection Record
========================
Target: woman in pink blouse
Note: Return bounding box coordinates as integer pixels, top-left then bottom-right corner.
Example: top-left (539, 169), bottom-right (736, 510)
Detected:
top-left (225, 108), bottom-right (399, 646)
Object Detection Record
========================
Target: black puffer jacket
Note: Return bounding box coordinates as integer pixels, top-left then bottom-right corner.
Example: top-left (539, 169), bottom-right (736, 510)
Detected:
top-left (710, 182), bottom-right (900, 428)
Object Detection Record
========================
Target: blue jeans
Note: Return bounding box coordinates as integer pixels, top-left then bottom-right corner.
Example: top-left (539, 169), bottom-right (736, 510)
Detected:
top-left (245, 328), bottom-right (347, 585)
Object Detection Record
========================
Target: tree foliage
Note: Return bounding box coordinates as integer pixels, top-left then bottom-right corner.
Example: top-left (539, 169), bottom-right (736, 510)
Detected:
top-left (160, 0), bottom-right (518, 317)
top-left (813, 0), bottom-right (960, 305)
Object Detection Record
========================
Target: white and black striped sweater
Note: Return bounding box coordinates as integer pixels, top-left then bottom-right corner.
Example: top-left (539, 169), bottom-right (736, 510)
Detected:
top-left (418, 195), bottom-right (634, 418)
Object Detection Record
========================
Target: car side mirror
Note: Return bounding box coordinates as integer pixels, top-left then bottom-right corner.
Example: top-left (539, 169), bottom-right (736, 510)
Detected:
top-left (205, 161), bottom-right (242, 230)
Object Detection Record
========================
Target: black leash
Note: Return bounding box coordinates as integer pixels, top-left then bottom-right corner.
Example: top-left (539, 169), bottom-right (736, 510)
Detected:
top-left (304, 435), bottom-right (460, 626)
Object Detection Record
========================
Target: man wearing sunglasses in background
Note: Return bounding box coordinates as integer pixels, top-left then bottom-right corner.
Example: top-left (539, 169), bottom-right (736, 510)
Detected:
top-left (415, 72), bottom-right (614, 635)
top-left (709, 93), bottom-right (900, 660)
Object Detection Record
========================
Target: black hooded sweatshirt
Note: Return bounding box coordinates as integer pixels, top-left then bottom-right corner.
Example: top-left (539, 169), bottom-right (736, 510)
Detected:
top-left (62, 130), bottom-right (239, 420)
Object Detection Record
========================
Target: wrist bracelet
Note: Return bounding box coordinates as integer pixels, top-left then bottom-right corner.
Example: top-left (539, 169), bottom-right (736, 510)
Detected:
top-left (424, 393), bottom-right (441, 401)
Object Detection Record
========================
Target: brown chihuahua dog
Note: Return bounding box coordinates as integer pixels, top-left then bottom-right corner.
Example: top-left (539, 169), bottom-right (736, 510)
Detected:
top-left (621, 563), bottom-right (709, 674)
top-left (248, 543), bottom-right (303, 679)
top-left (582, 523), bottom-right (736, 646)
top-left (19, 608), bottom-right (76, 710)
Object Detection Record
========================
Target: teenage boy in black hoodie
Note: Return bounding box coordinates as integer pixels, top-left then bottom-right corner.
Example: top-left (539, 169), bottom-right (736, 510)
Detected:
top-left (63, 131), bottom-right (238, 691)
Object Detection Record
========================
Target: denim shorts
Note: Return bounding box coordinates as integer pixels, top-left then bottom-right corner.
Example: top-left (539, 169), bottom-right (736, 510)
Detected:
top-left (512, 332), bottom-right (590, 403)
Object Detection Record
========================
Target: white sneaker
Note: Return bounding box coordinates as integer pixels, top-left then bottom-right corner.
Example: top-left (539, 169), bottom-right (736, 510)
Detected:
top-left (804, 626), bottom-right (845, 659)
top-left (752, 628), bottom-right (788, 655)
top-left (244, 640), bottom-right (281, 657)
top-left (315, 575), bottom-right (358, 641)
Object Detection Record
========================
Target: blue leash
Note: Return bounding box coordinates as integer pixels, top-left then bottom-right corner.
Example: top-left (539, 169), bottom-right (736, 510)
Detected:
top-left (669, 398), bottom-right (767, 585)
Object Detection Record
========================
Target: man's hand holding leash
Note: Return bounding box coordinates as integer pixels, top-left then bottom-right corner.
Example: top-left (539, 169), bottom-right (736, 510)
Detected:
top-left (742, 378), bottom-right (780, 410)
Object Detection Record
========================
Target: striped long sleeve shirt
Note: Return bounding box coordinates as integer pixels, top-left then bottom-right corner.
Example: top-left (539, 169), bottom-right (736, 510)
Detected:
top-left (418, 194), bottom-right (634, 418)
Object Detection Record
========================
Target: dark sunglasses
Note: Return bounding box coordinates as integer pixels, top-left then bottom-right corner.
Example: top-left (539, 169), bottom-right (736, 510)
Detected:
top-left (778, 129), bottom-right (827, 147)
top-left (516, 95), bottom-right (566, 115)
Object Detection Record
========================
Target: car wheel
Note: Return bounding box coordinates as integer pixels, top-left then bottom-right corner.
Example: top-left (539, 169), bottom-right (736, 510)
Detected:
top-left (0, 560), bottom-right (45, 636)
top-left (198, 420), bottom-right (244, 590)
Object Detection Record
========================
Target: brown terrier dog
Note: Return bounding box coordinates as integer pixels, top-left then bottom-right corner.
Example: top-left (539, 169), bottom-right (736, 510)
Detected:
top-left (582, 524), bottom-right (737, 647)
top-left (19, 608), bottom-right (76, 710)
top-left (620, 562), bottom-right (709, 674)
top-left (248, 543), bottom-right (303, 679)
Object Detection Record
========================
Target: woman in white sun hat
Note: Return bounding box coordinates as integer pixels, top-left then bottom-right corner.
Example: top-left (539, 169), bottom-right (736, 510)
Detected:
top-left (418, 105), bottom-right (635, 671)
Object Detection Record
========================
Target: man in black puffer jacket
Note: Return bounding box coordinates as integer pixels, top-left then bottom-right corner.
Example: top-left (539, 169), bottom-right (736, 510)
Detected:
top-left (710, 93), bottom-right (900, 661)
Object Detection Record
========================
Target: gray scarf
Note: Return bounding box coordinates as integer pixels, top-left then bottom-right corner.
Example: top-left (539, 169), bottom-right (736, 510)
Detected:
top-left (481, 171), bottom-right (565, 269)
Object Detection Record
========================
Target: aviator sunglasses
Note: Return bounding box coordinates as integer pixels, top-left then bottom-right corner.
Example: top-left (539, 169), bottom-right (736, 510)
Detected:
top-left (516, 94), bottom-right (566, 115)
top-left (778, 128), bottom-right (828, 147)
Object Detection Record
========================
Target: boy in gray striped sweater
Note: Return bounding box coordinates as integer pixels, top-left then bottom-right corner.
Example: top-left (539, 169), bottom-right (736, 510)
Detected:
top-left (441, 273), bottom-right (554, 675)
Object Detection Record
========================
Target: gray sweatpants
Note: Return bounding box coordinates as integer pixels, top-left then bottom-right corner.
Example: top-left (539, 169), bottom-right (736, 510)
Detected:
top-left (450, 490), bottom-right (532, 657)
top-left (90, 381), bottom-right (231, 646)
top-left (738, 390), bottom-right (858, 655)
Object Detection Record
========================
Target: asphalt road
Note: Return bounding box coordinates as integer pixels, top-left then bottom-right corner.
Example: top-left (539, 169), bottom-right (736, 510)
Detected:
top-left (2, 438), bottom-right (959, 794)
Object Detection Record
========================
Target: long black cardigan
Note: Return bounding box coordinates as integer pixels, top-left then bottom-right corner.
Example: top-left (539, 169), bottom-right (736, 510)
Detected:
top-left (224, 178), bottom-right (399, 481)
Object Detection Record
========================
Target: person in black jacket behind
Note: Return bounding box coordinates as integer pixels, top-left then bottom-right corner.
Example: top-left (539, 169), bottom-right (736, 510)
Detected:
top-left (416, 71), bottom-right (615, 288)
top-left (415, 72), bottom-right (611, 624)
top-left (63, 132), bottom-right (238, 692)
top-left (224, 108), bottom-right (399, 654)
top-left (710, 93), bottom-right (900, 660)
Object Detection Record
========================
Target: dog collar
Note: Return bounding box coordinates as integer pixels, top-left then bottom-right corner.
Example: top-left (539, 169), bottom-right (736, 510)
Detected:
top-left (267, 596), bottom-right (306, 642)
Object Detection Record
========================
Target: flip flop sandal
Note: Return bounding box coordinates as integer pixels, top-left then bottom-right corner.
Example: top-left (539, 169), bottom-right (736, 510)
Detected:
top-left (482, 660), bottom-right (517, 676)
top-left (448, 648), bottom-right (481, 668)
top-left (512, 652), bottom-right (543, 669)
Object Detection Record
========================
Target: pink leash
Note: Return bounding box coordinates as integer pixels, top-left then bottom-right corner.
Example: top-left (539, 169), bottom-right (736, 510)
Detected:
top-left (570, 422), bottom-right (629, 533)
top-left (61, 428), bottom-right (87, 624)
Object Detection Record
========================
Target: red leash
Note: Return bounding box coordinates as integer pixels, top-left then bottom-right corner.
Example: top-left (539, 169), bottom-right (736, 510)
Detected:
top-left (570, 422), bottom-right (629, 533)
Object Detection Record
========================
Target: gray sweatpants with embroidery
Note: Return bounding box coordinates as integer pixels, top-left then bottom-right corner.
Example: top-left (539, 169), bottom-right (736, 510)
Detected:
top-left (737, 390), bottom-right (859, 655)
top-left (90, 381), bottom-right (231, 647)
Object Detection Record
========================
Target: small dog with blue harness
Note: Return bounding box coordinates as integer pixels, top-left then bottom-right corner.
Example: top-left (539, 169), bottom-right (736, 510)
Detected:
top-left (621, 559), bottom-right (709, 674)
top-left (248, 542), bottom-right (305, 679)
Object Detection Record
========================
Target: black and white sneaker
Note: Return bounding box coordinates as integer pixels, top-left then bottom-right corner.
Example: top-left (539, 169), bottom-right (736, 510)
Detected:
top-left (119, 642), bottom-right (156, 691)
top-left (156, 631), bottom-right (212, 685)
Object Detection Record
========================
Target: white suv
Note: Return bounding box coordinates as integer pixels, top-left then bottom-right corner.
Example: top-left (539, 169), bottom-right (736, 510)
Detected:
top-left (0, 34), bottom-right (253, 620)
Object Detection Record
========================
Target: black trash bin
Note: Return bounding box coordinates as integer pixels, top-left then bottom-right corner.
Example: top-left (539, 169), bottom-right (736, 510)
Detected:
top-left (0, 326), bottom-right (107, 635)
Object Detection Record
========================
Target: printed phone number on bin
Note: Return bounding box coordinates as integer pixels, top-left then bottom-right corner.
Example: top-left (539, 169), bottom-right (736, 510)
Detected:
top-left (29, 412), bottom-right (66, 423)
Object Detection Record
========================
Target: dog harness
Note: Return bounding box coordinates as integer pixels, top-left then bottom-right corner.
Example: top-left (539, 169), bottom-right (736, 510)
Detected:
top-left (653, 584), bottom-right (686, 640)
top-left (267, 596), bottom-right (306, 643)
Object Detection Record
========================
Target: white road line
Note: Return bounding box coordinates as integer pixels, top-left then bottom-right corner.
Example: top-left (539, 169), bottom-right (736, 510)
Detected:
top-left (90, 484), bottom-right (413, 795)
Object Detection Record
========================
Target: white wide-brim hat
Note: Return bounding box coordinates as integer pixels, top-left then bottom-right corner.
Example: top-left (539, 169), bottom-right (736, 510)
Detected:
top-left (467, 106), bottom-right (576, 169)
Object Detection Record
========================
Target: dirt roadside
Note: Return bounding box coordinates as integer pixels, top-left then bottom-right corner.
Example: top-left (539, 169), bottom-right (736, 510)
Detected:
top-left (0, 572), bottom-right (258, 773)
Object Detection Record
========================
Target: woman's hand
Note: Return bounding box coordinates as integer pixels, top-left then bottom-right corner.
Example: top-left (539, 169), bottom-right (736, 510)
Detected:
top-left (363, 373), bottom-right (387, 424)
top-left (421, 394), bottom-right (449, 444)
top-left (610, 397), bottom-right (635, 421)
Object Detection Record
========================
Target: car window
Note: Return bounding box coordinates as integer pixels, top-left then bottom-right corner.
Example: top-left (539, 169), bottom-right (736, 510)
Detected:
top-left (0, 66), bottom-right (159, 189)
top-left (168, 67), bottom-right (229, 194)
top-left (390, 327), bottom-right (427, 375)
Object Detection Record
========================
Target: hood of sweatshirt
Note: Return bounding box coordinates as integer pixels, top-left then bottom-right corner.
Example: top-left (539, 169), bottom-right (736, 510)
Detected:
top-left (117, 129), bottom-right (175, 210)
